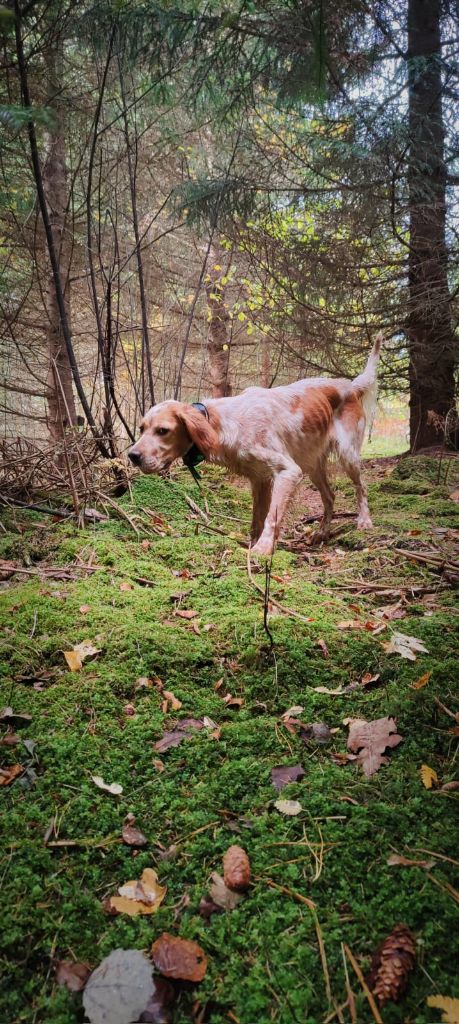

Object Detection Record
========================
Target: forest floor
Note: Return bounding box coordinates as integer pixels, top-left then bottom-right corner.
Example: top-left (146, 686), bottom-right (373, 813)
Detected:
top-left (0, 454), bottom-right (458, 1024)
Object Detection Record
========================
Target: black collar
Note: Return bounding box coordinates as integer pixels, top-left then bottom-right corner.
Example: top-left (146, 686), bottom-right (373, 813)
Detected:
top-left (182, 402), bottom-right (208, 484)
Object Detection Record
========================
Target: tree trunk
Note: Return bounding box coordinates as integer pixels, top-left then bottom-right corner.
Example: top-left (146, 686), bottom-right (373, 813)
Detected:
top-left (43, 38), bottom-right (77, 441)
top-left (206, 243), bottom-right (232, 397)
top-left (407, 0), bottom-right (456, 451)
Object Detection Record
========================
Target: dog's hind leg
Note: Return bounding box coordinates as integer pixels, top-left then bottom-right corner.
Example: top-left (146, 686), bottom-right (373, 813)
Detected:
top-left (341, 457), bottom-right (372, 529)
top-left (308, 457), bottom-right (335, 541)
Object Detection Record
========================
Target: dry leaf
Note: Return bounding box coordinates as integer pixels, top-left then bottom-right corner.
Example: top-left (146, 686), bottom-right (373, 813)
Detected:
top-left (410, 671), bottom-right (432, 690)
top-left (141, 539), bottom-right (151, 551)
top-left (79, 605), bottom-right (91, 615)
top-left (274, 799), bottom-right (302, 816)
top-left (209, 872), bottom-right (243, 911)
top-left (174, 609), bottom-right (198, 619)
top-left (83, 949), bottom-right (154, 1024)
top-left (106, 868), bottom-right (166, 916)
top-left (136, 676), bottom-right (154, 690)
top-left (199, 894), bottom-right (224, 921)
top-left (91, 774), bottom-right (123, 796)
top-left (387, 853), bottom-right (435, 870)
top-left (122, 814), bottom-right (147, 847)
top-left (347, 717), bottom-right (403, 777)
top-left (64, 640), bottom-right (101, 672)
top-left (151, 933), bottom-right (207, 982)
top-left (367, 924), bottom-right (416, 1007)
top-left (119, 581), bottom-right (134, 591)
top-left (427, 996), bottom-right (459, 1023)
top-left (271, 764), bottom-right (305, 791)
top-left (337, 619), bottom-right (363, 630)
top-left (162, 690), bottom-right (182, 711)
top-left (123, 703), bottom-right (136, 717)
top-left (361, 672), bottom-right (381, 688)
top-left (153, 758), bottom-right (165, 772)
top-left (222, 694), bottom-right (244, 708)
top-left (139, 977), bottom-right (176, 1023)
top-left (382, 631), bottom-right (428, 661)
top-left (223, 845), bottom-right (251, 892)
top-left (56, 960), bottom-right (91, 992)
top-left (0, 707), bottom-right (32, 724)
top-left (317, 638), bottom-right (329, 658)
top-left (0, 763), bottom-right (24, 786)
top-left (153, 717), bottom-right (203, 754)
top-left (281, 705), bottom-right (304, 719)
top-left (420, 764), bottom-right (438, 789)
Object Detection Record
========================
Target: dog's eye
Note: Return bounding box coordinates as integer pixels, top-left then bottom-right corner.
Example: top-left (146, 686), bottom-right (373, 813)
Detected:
top-left (156, 427), bottom-right (169, 436)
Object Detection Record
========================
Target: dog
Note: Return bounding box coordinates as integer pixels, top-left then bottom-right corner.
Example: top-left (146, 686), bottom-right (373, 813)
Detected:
top-left (128, 335), bottom-right (382, 556)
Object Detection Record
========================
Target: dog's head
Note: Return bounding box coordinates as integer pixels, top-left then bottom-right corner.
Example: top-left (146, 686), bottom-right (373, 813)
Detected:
top-left (128, 401), bottom-right (218, 475)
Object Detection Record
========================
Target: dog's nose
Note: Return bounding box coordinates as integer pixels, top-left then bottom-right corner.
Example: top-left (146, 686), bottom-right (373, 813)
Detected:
top-left (128, 450), bottom-right (141, 466)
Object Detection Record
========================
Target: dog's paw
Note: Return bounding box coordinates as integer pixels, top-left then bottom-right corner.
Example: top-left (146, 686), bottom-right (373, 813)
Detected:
top-left (357, 515), bottom-right (373, 530)
top-left (251, 538), bottom-right (274, 558)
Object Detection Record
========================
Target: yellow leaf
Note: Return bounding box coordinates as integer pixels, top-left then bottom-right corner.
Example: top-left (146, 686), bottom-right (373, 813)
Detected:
top-left (427, 996), bottom-right (459, 1024)
top-left (213, 263), bottom-right (222, 270)
top-left (64, 650), bottom-right (83, 671)
top-left (410, 670), bottom-right (432, 690)
top-left (420, 764), bottom-right (438, 789)
top-left (106, 868), bottom-right (166, 916)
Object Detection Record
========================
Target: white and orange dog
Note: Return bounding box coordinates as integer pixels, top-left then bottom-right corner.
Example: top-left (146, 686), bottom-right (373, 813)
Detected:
top-left (128, 336), bottom-right (382, 556)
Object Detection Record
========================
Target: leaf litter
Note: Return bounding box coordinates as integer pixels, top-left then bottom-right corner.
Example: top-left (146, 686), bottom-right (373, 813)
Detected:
top-left (91, 775), bottom-right (123, 796)
top-left (346, 717), bottom-right (403, 777)
top-left (104, 867), bottom-right (166, 916)
top-left (271, 764), bottom-right (305, 791)
top-left (83, 948), bottom-right (154, 1024)
top-left (382, 631), bottom-right (428, 661)
top-left (151, 933), bottom-right (207, 982)
top-left (63, 640), bottom-right (101, 672)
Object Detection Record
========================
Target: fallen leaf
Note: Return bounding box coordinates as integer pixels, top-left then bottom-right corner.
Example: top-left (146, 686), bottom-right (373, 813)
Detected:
top-left (0, 707), bottom-right (32, 725)
top-left (440, 781), bottom-right (459, 792)
top-left (153, 758), bottom-right (165, 772)
top-left (63, 640), bottom-right (101, 672)
top-left (139, 977), bottom-right (176, 1023)
top-left (123, 703), bottom-right (136, 717)
top-left (427, 996), bottom-right (459, 1023)
top-left (79, 605), bottom-right (91, 615)
top-left (222, 694), bottom-right (244, 708)
top-left (153, 717), bottom-right (203, 754)
top-left (382, 631), bottom-right (428, 661)
top-left (0, 764), bottom-right (24, 786)
top-left (56, 960), bottom-right (91, 992)
top-left (337, 619), bottom-right (363, 630)
top-left (387, 853), bottom-right (435, 870)
top-left (274, 799), bottom-right (303, 816)
top-left (377, 602), bottom-right (406, 621)
top-left (1, 731), bottom-right (20, 746)
top-left (317, 638), bottom-right (329, 658)
top-left (83, 948), bottom-right (154, 1024)
top-left (420, 764), bottom-right (438, 789)
top-left (410, 670), bottom-right (432, 690)
top-left (347, 717), bottom-right (403, 777)
top-left (106, 868), bottom-right (166, 916)
top-left (174, 609), bottom-right (198, 619)
top-left (281, 705), bottom-right (304, 719)
top-left (141, 540), bottom-right (151, 551)
top-left (122, 814), bottom-right (147, 847)
top-left (331, 751), bottom-right (357, 765)
top-left (367, 924), bottom-right (416, 1007)
top-left (91, 774), bottom-right (123, 796)
top-left (136, 676), bottom-right (154, 690)
top-left (162, 690), bottom-right (182, 711)
top-left (209, 872), bottom-right (243, 911)
top-left (119, 581), bottom-right (134, 591)
top-left (360, 672), bottom-right (381, 688)
top-left (151, 933), bottom-right (207, 982)
top-left (223, 845), bottom-right (251, 892)
top-left (271, 764), bottom-right (305, 791)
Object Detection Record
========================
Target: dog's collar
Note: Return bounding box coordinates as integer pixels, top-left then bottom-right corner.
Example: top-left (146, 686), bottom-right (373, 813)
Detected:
top-left (182, 402), bottom-right (208, 484)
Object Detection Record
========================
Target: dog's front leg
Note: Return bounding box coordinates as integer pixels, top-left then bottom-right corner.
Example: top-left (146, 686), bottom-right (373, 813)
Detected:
top-left (250, 479), bottom-right (273, 543)
top-left (251, 464), bottom-right (302, 556)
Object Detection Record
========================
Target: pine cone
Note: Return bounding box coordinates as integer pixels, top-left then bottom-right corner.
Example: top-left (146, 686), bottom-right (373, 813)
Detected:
top-left (367, 924), bottom-right (416, 1007)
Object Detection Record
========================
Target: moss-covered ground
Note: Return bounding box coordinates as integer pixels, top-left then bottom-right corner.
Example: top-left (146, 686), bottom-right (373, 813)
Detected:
top-left (0, 456), bottom-right (458, 1024)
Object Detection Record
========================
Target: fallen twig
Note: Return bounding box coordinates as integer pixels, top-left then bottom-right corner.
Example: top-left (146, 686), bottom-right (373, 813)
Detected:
top-left (343, 944), bottom-right (383, 1024)
top-left (247, 551), bottom-right (313, 623)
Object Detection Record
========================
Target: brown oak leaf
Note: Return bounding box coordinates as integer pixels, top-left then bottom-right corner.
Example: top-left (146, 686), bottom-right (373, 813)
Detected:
top-left (347, 716), bottom-right (403, 777)
top-left (151, 933), bottom-right (207, 982)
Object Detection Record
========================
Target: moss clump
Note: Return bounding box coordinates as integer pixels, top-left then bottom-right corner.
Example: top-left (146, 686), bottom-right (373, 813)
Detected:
top-left (0, 459), bottom-right (458, 1024)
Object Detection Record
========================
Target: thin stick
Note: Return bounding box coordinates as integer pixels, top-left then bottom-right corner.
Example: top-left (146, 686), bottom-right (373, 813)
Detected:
top-left (312, 908), bottom-right (332, 1007)
top-left (343, 944), bottom-right (383, 1024)
top-left (341, 942), bottom-right (357, 1024)
top-left (247, 551), bottom-right (313, 623)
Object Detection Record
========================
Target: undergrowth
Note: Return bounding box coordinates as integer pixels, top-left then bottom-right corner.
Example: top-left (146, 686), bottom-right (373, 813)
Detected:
top-left (0, 457), bottom-right (458, 1024)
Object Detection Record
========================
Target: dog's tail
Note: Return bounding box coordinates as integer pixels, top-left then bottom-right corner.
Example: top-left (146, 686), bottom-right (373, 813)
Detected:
top-left (351, 333), bottom-right (383, 432)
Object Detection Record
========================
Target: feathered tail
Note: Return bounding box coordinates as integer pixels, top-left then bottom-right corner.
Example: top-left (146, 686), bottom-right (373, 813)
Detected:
top-left (351, 333), bottom-right (383, 431)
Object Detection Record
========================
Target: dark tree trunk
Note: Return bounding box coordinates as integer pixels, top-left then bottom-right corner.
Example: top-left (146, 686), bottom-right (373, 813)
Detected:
top-left (43, 38), bottom-right (77, 441)
top-left (407, 0), bottom-right (456, 450)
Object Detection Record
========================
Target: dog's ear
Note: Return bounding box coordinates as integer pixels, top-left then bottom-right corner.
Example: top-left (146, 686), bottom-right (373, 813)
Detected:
top-left (176, 406), bottom-right (220, 459)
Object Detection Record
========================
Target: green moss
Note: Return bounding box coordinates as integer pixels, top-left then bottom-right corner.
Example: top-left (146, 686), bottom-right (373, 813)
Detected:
top-left (1, 459), bottom-right (458, 1023)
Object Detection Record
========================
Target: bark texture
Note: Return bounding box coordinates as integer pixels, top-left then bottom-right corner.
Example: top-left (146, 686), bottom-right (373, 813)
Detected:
top-left (206, 244), bottom-right (232, 398)
top-left (407, 0), bottom-right (457, 450)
